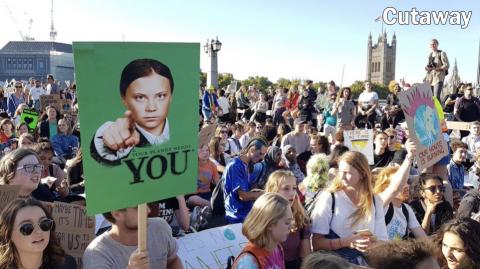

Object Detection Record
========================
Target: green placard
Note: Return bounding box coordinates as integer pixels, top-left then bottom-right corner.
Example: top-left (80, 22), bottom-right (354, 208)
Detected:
top-left (74, 42), bottom-right (199, 215)
top-left (20, 109), bottom-right (39, 133)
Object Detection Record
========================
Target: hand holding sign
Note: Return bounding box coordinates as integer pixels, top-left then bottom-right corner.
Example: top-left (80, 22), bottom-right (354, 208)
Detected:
top-left (127, 249), bottom-right (150, 269)
top-left (405, 139), bottom-right (416, 161)
top-left (102, 110), bottom-right (140, 151)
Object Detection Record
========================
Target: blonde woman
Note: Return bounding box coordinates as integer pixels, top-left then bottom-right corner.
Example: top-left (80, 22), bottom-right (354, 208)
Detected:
top-left (232, 193), bottom-right (292, 269)
top-left (311, 151), bottom-right (387, 266)
top-left (266, 170), bottom-right (311, 269)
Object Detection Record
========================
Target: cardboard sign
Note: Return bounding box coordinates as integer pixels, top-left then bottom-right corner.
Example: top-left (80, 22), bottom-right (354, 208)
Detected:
top-left (398, 83), bottom-right (449, 171)
top-left (0, 185), bottom-right (20, 213)
top-left (51, 202), bottom-right (95, 269)
top-left (74, 42), bottom-right (199, 215)
top-left (177, 224), bottom-right (248, 269)
top-left (20, 108), bottom-right (39, 133)
top-left (343, 129), bottom-right (374, 165)
top-left (40, 94), bottom-right (71, 114)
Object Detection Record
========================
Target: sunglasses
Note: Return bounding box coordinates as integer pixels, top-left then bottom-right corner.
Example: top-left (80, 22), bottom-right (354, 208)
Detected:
top-left (389, 136), bottom-right (395, 139)
top-left (423, 185), bottom-right (445, 193)
top-left (220, 130), bottom-right (228, 134)
top-left (19, 219), bottom-right (54, 236)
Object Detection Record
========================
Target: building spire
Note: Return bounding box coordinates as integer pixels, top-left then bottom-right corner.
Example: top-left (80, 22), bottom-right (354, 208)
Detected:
top-left (477, 39), bottom-right (480, 88)
top-left (49, 0), bottom-right (57, 41)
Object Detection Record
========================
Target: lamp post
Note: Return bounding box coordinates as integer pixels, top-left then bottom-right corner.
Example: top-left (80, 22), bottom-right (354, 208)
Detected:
top-left (204, 37), bottom-right (222, 89)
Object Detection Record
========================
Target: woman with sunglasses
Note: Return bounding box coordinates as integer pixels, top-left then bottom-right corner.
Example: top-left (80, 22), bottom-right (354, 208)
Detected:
top-left (409, 173), bottom-right (453, 235)
top-left (7, 82), bottom-right (26, 118)
top-left (0, 198), bottom-right (76, 269)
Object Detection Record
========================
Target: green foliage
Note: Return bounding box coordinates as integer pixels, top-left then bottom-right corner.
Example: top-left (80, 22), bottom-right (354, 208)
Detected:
top-left (218, 73), bottom-right (234, 89)
top-left (349, 80), bottom-right (389, 99)
top-left (239, 76), bottom-right (273, 91)
top-left (200, 71), bottom-right (207, 87)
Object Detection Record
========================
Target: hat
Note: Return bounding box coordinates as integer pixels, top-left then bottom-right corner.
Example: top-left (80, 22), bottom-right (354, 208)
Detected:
top-left (294, 118), bottom-right (306, 126)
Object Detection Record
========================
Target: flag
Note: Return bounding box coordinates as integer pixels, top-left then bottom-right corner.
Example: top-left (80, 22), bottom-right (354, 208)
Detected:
top-left (375, 16), bottom-right (382, 22)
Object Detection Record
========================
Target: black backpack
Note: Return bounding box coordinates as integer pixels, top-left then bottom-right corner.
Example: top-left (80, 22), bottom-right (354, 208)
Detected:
top-left (210, 177), bottom-right (226, 216)
top-left (384, 202), bottom-right (410, 239)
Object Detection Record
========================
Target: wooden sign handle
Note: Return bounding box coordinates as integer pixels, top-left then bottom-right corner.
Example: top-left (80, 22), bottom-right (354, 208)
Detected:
top-left (137, 203), bottom-right (148, 252)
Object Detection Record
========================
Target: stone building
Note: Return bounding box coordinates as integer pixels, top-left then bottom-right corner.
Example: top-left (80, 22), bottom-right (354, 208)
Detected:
top-left (366, 32), bottom-right (396, 86)
top-left (0, 41), bottom-right (74, 85)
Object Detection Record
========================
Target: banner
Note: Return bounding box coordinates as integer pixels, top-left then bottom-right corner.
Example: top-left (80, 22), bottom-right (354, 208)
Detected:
top-left (398, 83), bottom-right (448, 171)
top-left (51, 202), bottom-right (95, 269)
top-left (74, 42), bottom-right (199, 215)
top-left (20, 108), bottom-right (39, 133)
top-left (0, 185), bottom-right (20, 213)
top-left (177, 224), bottom-right (248, 269)
top-left (343, 129), bottom-right (374, 165)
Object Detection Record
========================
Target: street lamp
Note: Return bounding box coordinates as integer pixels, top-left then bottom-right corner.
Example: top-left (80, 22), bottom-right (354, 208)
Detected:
top-left (204, 37), bottom-right (222, 89)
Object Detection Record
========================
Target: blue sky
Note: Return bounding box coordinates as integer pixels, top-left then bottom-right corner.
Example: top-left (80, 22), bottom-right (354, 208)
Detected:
top-left (1, 0), bottom-right (479, 86)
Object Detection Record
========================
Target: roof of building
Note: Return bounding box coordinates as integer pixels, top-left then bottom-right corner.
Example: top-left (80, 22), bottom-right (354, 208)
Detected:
top-left (0, 41), bottom-right (72, 53)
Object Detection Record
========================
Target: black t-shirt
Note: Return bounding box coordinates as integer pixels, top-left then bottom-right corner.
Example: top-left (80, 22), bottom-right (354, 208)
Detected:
top-left (372, 150), bottom-right (394, 169)
top-left (443, 93), bottom-right (460, 113)
top-left (459, 98), bottom-right (480, 122)
top-left (156, 197), bottom-right (179, 224)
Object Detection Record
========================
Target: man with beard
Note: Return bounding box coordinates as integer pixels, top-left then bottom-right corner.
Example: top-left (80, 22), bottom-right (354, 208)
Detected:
top-left (83, 206), bottom-right (183, 269)
top-left (223, 137), bottom-right (267, 224)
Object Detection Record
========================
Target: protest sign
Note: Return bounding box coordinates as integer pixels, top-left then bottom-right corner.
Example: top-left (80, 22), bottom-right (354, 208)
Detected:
top-left (398, 83), bottom-right (448, 171)
top-left (74, 42), bottom-right (199, 215)
top-left (0, 185), bottom-right (20, 213)
top-left (178, 223), bottom-right (248, 269)
top-left (20, 108), bottom-right (39, 133)
top-left (51, 202), bottom-right (95, 269)
top-left (343, 129), bottom-right (374, 165)
top-left (40, 94), bottom-right (61, 111)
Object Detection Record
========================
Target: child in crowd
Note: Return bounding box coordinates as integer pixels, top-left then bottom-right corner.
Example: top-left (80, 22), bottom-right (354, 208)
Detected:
top-left (266, 170), bottom-right (311, 269)
top-left (447, 141), bottom-right (468, 191)
top-left (232, 193), bottom-right (292, 269)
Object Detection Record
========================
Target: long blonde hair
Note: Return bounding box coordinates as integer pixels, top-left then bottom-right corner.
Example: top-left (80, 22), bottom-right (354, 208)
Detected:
top-left (326, 151), bottom-right (374, 226)
top-left (242, 193), bottom-right (290, 248)
top-left (373, 166), bottom-right (399, 194)
top-left (265, 170), bottom-right (309, 231)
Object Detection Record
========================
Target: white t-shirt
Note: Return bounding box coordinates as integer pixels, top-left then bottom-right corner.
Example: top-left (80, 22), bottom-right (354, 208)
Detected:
top-left (358, 91), bottom-right (379, 106)
top-left (385, 203), bottom-right (421, 240)
top-left (311, 190), bottom-right (388, 241)
top-left (29, 87), bottom-right (46, 100)
top-left (217, 96), bottom-right (230, 114)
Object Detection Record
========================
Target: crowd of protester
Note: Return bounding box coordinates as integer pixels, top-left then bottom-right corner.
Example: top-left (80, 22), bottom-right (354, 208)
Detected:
top-left (1, 70), bottom-right (480, 269)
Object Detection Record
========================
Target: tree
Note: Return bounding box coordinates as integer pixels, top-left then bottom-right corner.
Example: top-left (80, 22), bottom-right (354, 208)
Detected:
top-left (275, 78), bottom-right (291, 89)
top-left (349, 80), bottom-right (389, 99)
top-left (240, 76), bottom-right (273, 91)
top-left (200, 71), bottom-right (207, 87)
top-left (218, 73), bottom-right (234, 89)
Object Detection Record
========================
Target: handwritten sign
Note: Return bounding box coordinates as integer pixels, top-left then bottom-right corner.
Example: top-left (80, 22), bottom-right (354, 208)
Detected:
top-left (40, 94), bottom-right (71, 114)
top-left (177, 223), bottom-right (248, 269)
top-left (343, 129), bottom-right (374, 165)
top-left (20, 109), bottom-right (39, 133)
top-left (51, 202), bottom-right (95, 269)
top-left (0, 185), bottom-right (20, 213)
top-left (398, 83), bottom-right (448, 171)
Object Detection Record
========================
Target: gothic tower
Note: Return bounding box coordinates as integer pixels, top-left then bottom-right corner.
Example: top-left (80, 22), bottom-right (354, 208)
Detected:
top-left (366, 31), bottom-right (396, 85)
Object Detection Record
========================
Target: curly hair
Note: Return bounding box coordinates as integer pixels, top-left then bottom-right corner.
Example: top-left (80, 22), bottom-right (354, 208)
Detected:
top-left (433, 218), bottom-right (480, 269)
top-left (303, 154), bottom-right (330, 193)
top-left (0, 198), bottom-right (66, 268)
